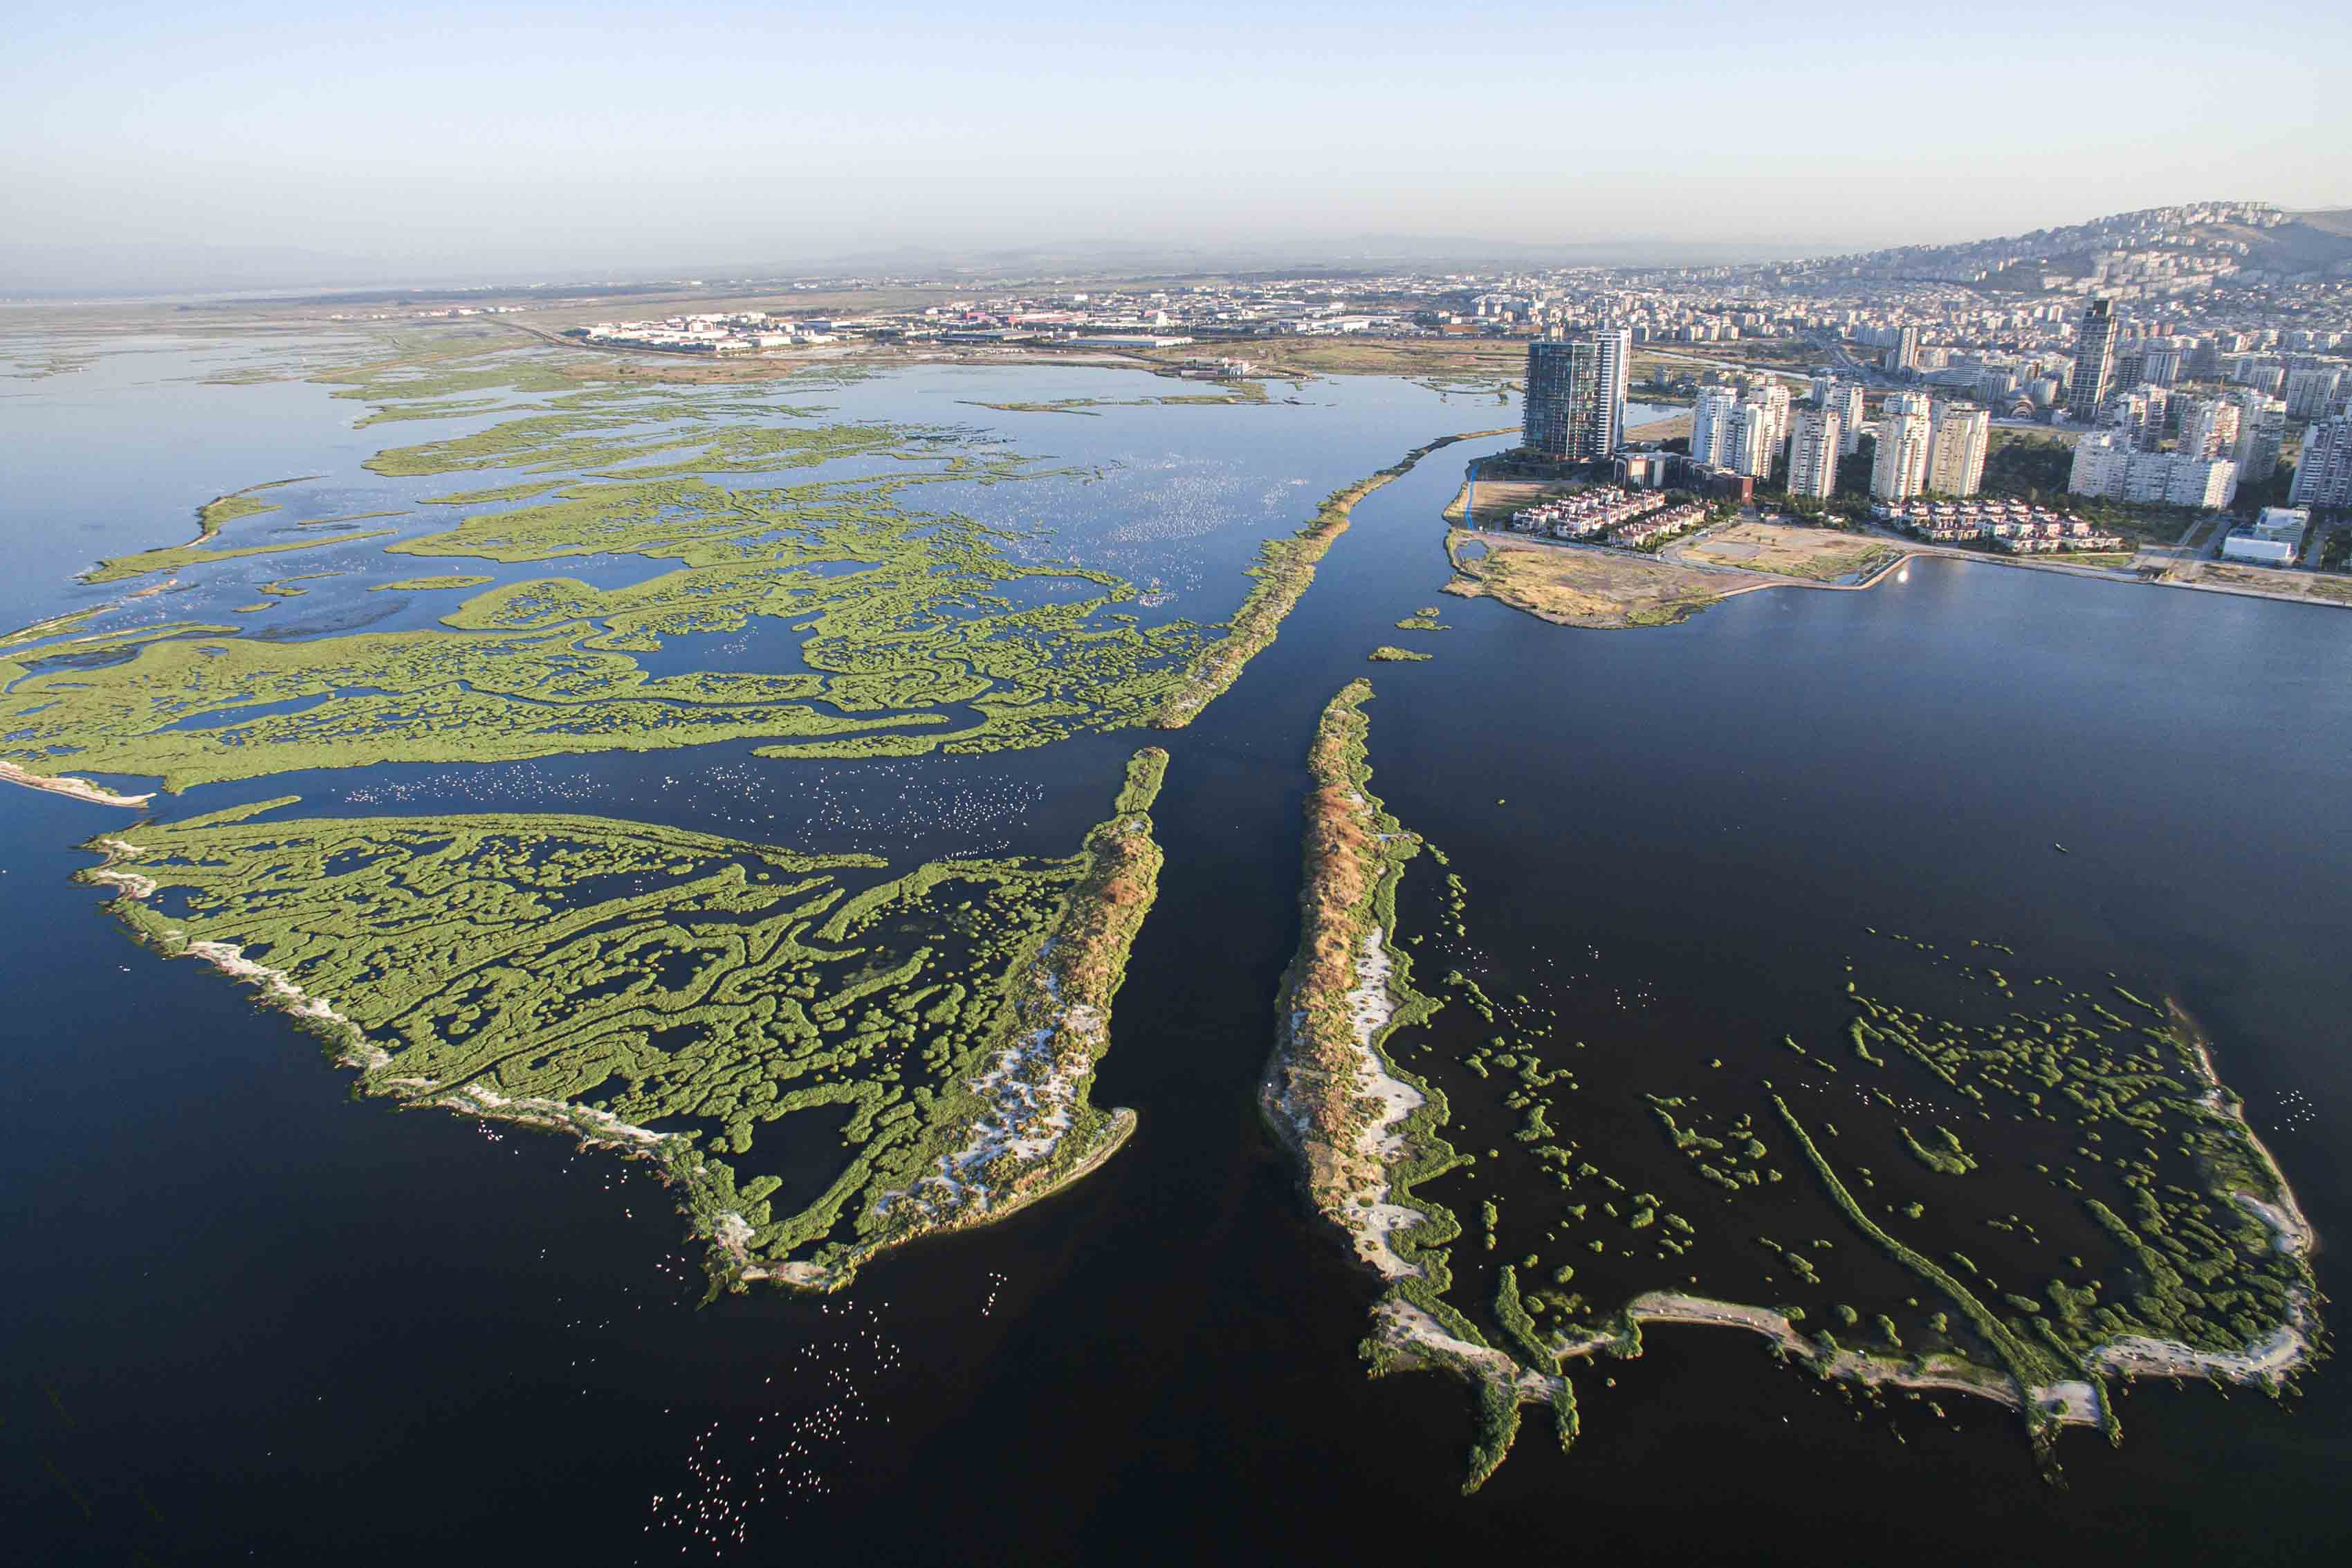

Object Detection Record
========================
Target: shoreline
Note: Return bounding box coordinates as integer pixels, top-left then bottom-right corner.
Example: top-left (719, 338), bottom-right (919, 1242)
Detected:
top-left (0, 759), bottom-right (154, 809)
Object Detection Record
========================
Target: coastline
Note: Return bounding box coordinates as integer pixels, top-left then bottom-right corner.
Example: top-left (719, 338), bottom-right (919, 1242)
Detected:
top-left (0, 759), bottom-right (154, 809)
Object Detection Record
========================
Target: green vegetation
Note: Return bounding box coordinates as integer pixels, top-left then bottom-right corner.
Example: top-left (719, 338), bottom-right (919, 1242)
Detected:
top-left (1319, 869), bottom-right (2320, 1483)
top-left (84, 750), bottom-right (1168, 1290)
top-left (371, 575), bottom-right (496, 592)
top-left (2, 461), bottom-right (1210, 790)
top-left (1368, 645), bottom-right (1432, 662)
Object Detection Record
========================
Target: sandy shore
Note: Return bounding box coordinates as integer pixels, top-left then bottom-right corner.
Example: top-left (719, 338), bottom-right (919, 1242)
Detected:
top-left (0, 759), bottom-right (153, 809)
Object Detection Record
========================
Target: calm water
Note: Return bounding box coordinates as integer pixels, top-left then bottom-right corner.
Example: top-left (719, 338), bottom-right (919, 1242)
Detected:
top-left (3, 347), bottom-right (2349, 1565)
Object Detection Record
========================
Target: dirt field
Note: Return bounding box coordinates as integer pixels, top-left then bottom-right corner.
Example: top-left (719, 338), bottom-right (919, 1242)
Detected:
top-left (2182, 561), bottom-right (2352, 605)
top-left (1624, 412), bottom-right (1692, 441)
top-left (1441, 476), bottom-right (1586, 526)
top-left (1444, 531), bottom-right (1725, 629)
top-left (1680, 522), bottom-right (1900, 582)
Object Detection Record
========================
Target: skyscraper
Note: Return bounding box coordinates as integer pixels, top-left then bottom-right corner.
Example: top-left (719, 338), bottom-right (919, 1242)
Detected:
top-left (2225, 389), bottom-right (2286, 484)
top-left (1785, 403), bottom-right (1843, 499)
top-left (1872, 397), bottom-right (1933, 501)
top-left (1689, 386), bottom-right (1739, 468)
top-left (1888, 325), bottom-right (1920, 373)
top-left (1923, 402), bottom-right (1990, 497)
top-left (1830, 382), bottom-right (1866, 456)
top-left (1521, 329), bottom-right (1630, 462)
top-left (2066, 300), bottom-right (2120, 422)
top-left (2290, 413), bottom-right (2352, 508)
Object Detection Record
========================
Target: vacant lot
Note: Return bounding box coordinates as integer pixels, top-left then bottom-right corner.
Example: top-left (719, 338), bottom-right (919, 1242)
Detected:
top-left (1682, 522), bottom-right (1900, 582)
top-left (1441, 476), bottom-right (1588, 526)
top-left (1445, 531), bottom-right (1725, 629)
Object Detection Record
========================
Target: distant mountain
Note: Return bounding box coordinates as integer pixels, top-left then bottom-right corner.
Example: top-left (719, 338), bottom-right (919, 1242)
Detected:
top-left (1777, 201), bottom-right (2352, 291)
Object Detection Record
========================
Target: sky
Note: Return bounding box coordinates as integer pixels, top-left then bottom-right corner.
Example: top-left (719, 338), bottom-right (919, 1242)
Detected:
top-left (6, 0), bottom-right (2349, 288)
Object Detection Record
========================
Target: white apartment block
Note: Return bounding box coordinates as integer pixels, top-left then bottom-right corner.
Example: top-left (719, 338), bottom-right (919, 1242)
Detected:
top-left (2290, 414), bottom-right (2352, 508)
top-left (1872, 405), bottom-right (1933, 501)
top-left (1689, 387), bottom-right (1738, 468)
top-left (1924, 402), bottom-right (1989, 497)
top-left (1785, 405), bottom-right (1843, 499)
top-left (2069, 430), bottom-right (2236, 507)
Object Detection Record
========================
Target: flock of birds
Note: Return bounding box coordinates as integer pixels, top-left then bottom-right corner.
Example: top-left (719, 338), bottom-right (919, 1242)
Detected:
top-left (642, 1300), bottom-right (905, 1559)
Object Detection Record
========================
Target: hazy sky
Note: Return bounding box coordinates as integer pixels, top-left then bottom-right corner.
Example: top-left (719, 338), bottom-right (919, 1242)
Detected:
top-left (7, 0), bottom-right (2349, 284)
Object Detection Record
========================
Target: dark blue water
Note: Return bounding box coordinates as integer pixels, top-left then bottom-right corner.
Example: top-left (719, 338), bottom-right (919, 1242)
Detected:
top-left (4, 352), bottom-right (2350, 1565)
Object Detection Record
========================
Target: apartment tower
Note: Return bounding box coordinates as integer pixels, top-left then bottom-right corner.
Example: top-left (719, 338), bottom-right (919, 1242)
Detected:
top-left (2066, 300), bottom-right (2120, 422)
top-left (1522, 329), bottom-right (1630, 461)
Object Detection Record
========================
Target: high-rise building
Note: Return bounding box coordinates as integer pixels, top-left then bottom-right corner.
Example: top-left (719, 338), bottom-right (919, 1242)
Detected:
top-left (1785, 403), bottom-right (1843, 499)
top-left (2104, 387), bottom-right (2167, 452)
top-left (2174, 396), bottom-right (2241, 463)
top-left (2290, 413), bottom-right (2352, 508)
top-left (2225, 389), bottom-right (2286, 485)
top-left (2070, 431), bottom-right (2238, 508)
top-left (1689, 386), bottom-right (1740, 468)
top-left (1521, 330), bottom-right (1630, 461)
top-left (2066, 300), bottom-right (2120, 422)
top-left (1729, 400), bottom-right (1777, 478)
top-left (2284, 367), bottom-right (2344, 421)
top-left (1872, 398), bottom-right (1933, 500)
top-left (1924, 402), bottom-right (1990, 497)
top-left (1831, 382), bottom-right (1866, 456)
top-left (2140, 345), bottom-right (2183, 386)
top-left (1887, 325), bottom-right (1920, 373)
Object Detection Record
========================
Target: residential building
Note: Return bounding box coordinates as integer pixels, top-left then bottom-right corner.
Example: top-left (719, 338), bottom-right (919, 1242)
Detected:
top-left (1521, 329), bottom-right (1630, 461)
top-left (1829, 382), bottom-right (1866, 456)
top-left (2226, 390), bottom-right (2286, 485)
top-left (2284, 367), bottom-right (2343, 422)
top-left (1889, 324), bottom-right (1920, 373)
top-left (1785, 403), bottom-right (1843, 499)
top-left (2290, 413), bottom-right (2352, 507)
top-left (1872, 399), bottom-right (1933, 500)
top-left (2069, 430), bottom-right (2237, 507)
top-left (1689, 386), bottom-right (1739, 468)
top-left (2105, 387), bottom-right (2167, 451)
top-left (1924, 402), bottom-right (1990, 497)
top-left (2174, 395), bottom-right (2241, 463)
top-left (2066, 299), bottom-right (2120, 421)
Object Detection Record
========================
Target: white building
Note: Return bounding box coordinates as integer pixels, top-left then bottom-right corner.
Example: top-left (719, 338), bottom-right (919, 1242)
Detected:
top-left (1785, 404), bottom-right (1843, 499)
top-left (2220, 506), bottom-right (2307, 564)
top-left (2069, 430), bottom-right (2237, 508)
top-left (2291, 413), bottom-right (2352, 507)
top-left (1689, 386), bottom-right (1740, 468)
top-left (1924, 402), bottom-right (1989, 497)
top-left (1872, 400), bottom-right (1933, 501)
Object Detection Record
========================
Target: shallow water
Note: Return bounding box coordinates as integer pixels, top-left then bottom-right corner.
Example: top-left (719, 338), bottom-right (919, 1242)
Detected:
top-left (2, 344), bottom-right (2348, 1565)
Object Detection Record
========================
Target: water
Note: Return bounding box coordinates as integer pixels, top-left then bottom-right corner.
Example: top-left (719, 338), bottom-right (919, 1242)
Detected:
top-left (3, 345), bottom-right (2349, 1565)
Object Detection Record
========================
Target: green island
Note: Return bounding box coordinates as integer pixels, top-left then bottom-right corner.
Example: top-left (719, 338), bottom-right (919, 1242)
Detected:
top-left (1150, 427), bottom-right (1510, 729)
top-left (1368, 646), bottom-right (1431, 662)
top-left (958, 385), bottom-right (1269, 415)
top-left (370, 574), bottom-right (497, 592)
top-left (82, 749), bottom-right (1168, 1290)
top-left (1266, 682), bottom-right (2320, 1491)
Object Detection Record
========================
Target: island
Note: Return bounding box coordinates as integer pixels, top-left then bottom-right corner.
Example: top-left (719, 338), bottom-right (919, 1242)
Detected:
top-left (1265, 681), bottom-right (2319, 1491)
top-left (84, 750), bottom-right (1168, 1290)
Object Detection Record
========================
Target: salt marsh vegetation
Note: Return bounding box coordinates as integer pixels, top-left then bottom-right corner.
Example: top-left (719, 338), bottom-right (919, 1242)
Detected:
top-left (84, 751), bottom-right (1169, 1290)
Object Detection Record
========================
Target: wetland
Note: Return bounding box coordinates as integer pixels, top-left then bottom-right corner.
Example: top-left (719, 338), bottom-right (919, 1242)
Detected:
top-left (4, 324), bottom-right (2349, 1567)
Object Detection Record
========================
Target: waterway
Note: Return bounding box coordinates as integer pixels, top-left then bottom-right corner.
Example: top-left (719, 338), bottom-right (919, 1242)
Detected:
top-left (3, 342), bottom-right (2348, 1565)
